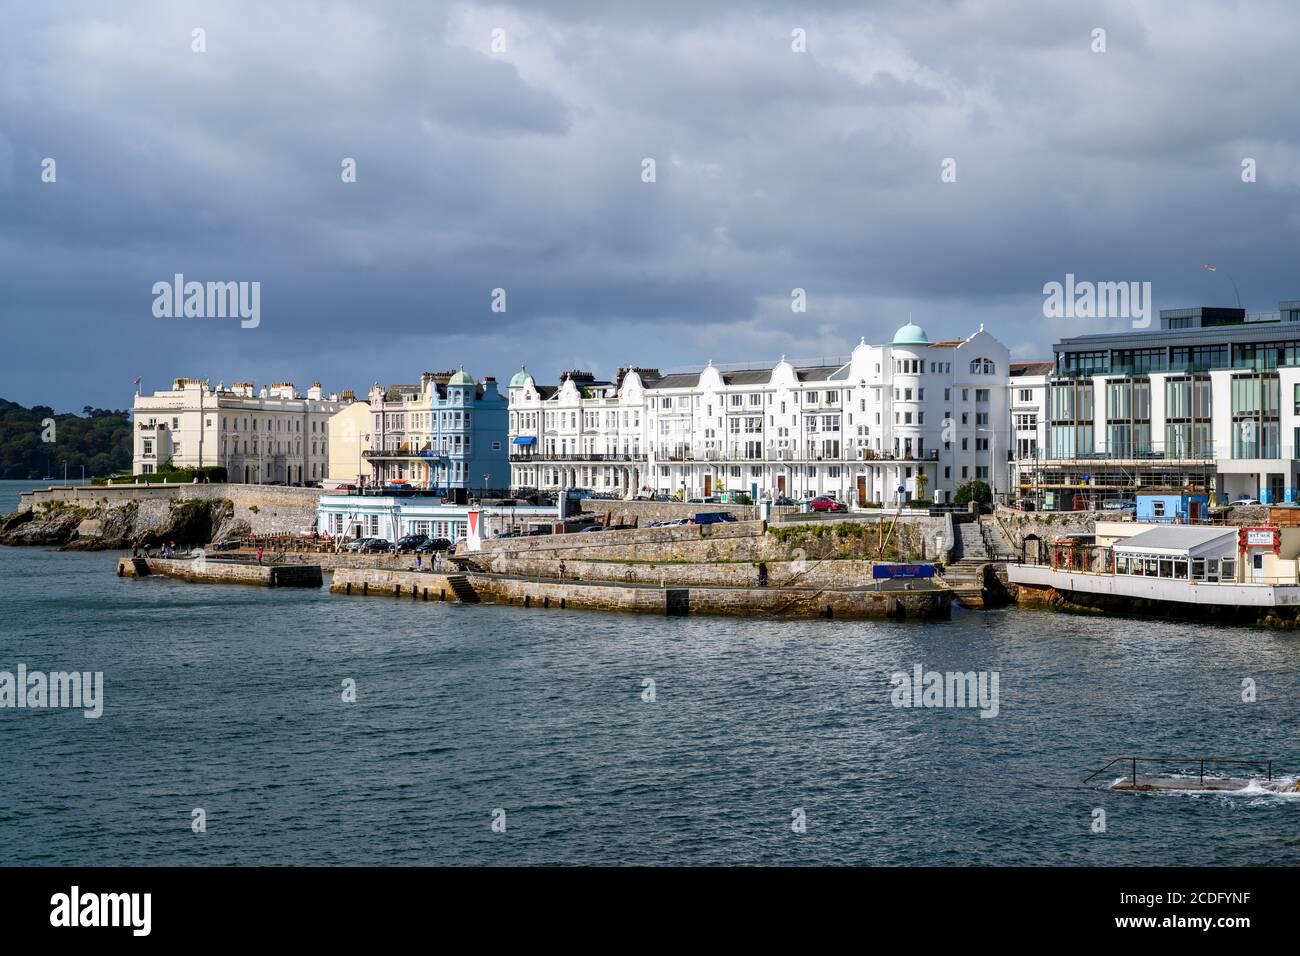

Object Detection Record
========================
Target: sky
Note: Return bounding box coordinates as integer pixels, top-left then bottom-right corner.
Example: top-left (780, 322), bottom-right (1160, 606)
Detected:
top-left (4, 0), bottom-right (1300, 411)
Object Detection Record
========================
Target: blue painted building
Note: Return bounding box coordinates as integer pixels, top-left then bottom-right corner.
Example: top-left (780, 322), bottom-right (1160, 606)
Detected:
top-left (363, 368), bottom-right (509, 490)
top-left (1136, 492), bottom-right (1211, 524)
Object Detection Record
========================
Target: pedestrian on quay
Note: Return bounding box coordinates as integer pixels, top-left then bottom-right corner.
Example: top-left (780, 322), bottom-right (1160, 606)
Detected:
top-left (415, 553), bottom-right (423, 571)
top-left (257, 547), bottom-right (264, 565)
top-left (559, 560), bottom-right (566, 580)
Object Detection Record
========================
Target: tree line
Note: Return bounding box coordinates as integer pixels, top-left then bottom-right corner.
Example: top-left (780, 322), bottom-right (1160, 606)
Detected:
top-left (0, 398), bottom-right (132, 480)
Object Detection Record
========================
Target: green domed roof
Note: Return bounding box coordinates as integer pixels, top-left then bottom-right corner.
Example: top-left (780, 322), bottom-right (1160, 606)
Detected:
top-left (448, 367), bottom-right (475, 387)
top-left (509, 367), bottom-right (529, 388)
top-left (892, 322), bottom-right (930, 345)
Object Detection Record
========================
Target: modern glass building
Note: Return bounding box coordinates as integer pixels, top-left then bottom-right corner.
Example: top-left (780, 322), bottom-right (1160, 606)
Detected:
top-left (1017, 300), bottom-right (1300, 505)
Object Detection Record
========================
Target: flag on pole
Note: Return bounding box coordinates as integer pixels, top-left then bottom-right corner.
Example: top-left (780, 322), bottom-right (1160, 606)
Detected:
top-left (1203, 264), bottom-right (1217, 272)
top-left (132, 377), bottom-right (141, 384)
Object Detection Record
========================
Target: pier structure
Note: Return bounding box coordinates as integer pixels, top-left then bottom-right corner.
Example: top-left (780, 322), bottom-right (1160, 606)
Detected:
top-left (116, 555), bottom-right (322, 587)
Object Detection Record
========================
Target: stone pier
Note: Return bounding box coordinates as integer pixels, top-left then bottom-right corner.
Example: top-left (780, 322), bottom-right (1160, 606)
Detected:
top-left (116, 556), bottom-right (322, 587)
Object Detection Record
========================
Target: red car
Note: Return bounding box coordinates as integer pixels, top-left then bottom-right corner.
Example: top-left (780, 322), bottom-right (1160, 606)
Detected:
top-left (809, 496), bottom-right (847, 512)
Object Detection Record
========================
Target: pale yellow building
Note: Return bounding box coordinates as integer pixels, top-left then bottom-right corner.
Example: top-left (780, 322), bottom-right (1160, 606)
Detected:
top-left (326, 398), bottom-right (372, 488)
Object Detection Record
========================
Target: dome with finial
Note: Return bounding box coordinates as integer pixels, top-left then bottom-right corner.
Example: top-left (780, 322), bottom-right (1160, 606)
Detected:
top-left (892, 321), bottom-right (930, 345)
top-left (448, 366), bottom-right (475, 387)
top-left (509, 366), bottom-right (529, 388)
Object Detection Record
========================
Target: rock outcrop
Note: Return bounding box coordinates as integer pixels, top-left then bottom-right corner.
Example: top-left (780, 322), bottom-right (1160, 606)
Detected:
top-left (0, 498), bottom-right (233, 550)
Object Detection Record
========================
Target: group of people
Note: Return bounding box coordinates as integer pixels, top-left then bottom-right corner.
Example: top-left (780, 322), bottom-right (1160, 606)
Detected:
top-left (130, 540), bottom-right (179, 558)
top-left (413, 551), bottom-right (447, 572)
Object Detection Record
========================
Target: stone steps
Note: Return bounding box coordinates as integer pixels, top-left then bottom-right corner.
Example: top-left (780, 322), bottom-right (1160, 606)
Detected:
top-left (446, 574), bottom-right (481, 603)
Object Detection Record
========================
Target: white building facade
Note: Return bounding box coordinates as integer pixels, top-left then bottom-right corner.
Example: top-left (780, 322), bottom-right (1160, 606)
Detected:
top-left (316, 494), bottom-right (557, 545)
top-left (507, 323), bottom-right (1014, 505)
top-left (132, 379), bottom-right (352, 484)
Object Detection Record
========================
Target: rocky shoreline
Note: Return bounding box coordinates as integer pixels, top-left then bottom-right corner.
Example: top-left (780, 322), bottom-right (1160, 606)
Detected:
top-left (0, 497), bottom-right (246, 550)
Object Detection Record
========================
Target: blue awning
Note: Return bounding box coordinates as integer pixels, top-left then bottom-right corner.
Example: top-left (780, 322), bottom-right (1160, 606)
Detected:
top-left (512, 436), bottom-right (536, 445)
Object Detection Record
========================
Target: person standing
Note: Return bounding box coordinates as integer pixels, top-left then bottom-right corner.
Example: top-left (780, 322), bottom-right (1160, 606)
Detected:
top-left (257, 547), bottom-right (264, 565)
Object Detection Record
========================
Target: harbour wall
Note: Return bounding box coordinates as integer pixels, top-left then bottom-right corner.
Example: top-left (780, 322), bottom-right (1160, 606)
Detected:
top-left (578, 499), bottom-right (757, 524)
top-left (475, 518), bottom-right (947, 566)
top-left (116, 555), bottom-right (322, 587)
top-left (330, 567), bottom-right (950, 619)
top-left (487, 554), bottom-right (879, 589)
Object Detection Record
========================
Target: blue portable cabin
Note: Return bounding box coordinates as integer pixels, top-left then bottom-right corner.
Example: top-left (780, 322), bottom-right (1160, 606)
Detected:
top-left (1135, 492), bottom-right (1210, 524)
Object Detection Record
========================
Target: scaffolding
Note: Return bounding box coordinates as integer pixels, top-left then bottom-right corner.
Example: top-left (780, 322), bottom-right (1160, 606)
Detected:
top-left (1012, 454), bottom-right (1218, 510)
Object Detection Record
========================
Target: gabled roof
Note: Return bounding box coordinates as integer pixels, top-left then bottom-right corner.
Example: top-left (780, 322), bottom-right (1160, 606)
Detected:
top-left (720, 369), bottom-right (773, 386)
top-left (796, 365), bottom-right (845, 382)
top-left (1011, 361), bottom-right (1054, 377)
top-left (645, 372), bottom-right (705, 390)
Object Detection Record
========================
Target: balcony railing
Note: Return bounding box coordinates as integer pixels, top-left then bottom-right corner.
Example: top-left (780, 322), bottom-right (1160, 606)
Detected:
top-left (509, 452), bottom-right (647, 462)
top-left (363, 448), bottom-right (454, 460)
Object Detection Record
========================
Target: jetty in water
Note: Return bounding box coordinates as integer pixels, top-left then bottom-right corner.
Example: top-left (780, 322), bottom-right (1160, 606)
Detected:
top-left (1084, 756), bottom-right (1293, 793)
top-left (116, 555), bottom-right (322, 588)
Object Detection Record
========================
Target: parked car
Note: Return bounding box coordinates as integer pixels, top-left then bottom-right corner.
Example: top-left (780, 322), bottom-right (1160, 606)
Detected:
top-left (691, 512), bottom-right (738, 525)
top-left (773, 495), bottom-right (796, 506)
top-left (579, 525), bottom-right (606, 533)
top-left (657, 517), bottom-right (692, 527)
top-left (334, 483), bottom-right (357, 491)
top-left (395, 534), bottom-right (428, 552)
top-left (359, 538), bottom-right (393, 553)
top-left (416, 537), bottom-right (453, 552)
top-left (1102, 499), bottom-right (1136, 511)
top-left (808, 495), bottom-right (847, 513)
top-left (1230, 496), bottom-right (1260, 506)
top-left (344, 537), bottom-right (379, 552)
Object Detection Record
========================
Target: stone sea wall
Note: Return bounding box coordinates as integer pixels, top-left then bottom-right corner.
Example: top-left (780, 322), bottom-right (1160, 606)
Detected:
top-left (476, 518), bottom-right (943, 566)
top-left (488, 554), bottom-right (879, 589)
top-left (577, 498), bottom-right (757, 524)
top-left (330, 567), bottom-right (950, 619)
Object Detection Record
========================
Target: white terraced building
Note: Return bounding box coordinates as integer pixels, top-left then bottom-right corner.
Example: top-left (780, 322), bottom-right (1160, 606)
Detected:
top-left (131, 378), bottom-right (353, 484)
top-left (506, 323), bottom-right (1014, 505)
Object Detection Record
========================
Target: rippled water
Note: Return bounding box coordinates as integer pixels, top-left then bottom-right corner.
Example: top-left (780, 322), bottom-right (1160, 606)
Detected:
top-left (1, 517), bottom-right (1297, 865)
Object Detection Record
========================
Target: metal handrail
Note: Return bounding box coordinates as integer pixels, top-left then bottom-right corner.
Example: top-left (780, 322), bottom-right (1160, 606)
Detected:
top-left (1084, 755), bottom-right (1274, 786)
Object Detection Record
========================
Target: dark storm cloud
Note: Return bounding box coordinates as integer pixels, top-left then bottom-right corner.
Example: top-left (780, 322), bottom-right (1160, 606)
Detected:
top-left (3, 0), bottom-right (1300, 408)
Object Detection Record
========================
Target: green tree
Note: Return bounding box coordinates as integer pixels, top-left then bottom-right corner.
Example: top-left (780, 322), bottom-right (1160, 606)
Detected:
top-left (954, 479), bottom-right (992, 505)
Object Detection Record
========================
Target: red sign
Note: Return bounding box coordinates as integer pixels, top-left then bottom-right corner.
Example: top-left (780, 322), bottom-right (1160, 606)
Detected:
top-left (1238, 526), bottom-right (1280, 554)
